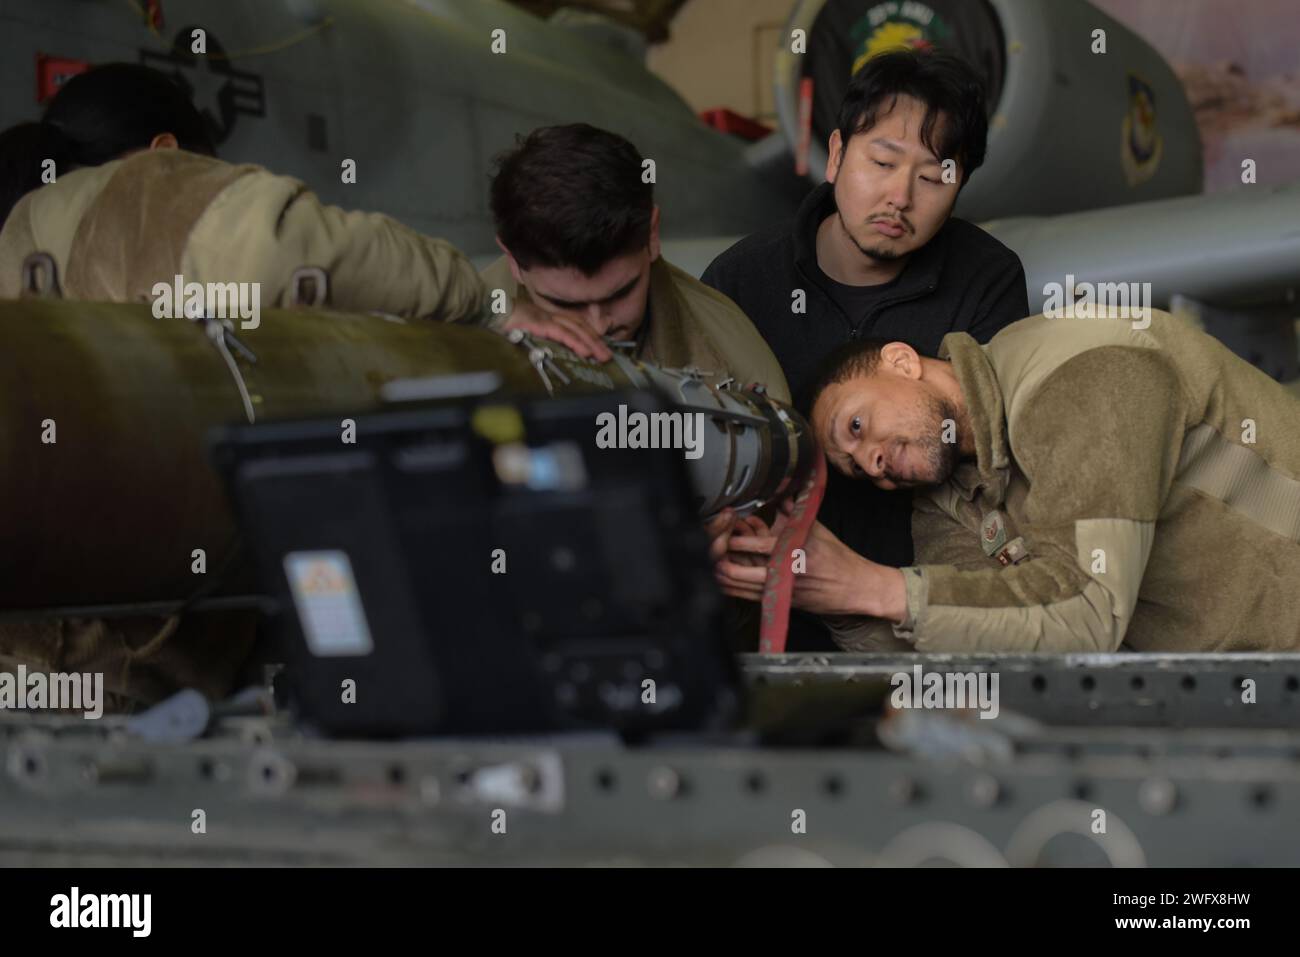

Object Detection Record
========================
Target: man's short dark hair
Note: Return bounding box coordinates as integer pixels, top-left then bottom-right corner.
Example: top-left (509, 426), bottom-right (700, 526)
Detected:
top-left (800, 337), bottom-right (891, 417)
top-left (0, 63), bottom-right (216, 229)
top-left (490, 123), bottom-right (654, 275)
top-left (836, 49), bottom-right (989, 185)
top-left (45, 62), bottom-right (217, 166)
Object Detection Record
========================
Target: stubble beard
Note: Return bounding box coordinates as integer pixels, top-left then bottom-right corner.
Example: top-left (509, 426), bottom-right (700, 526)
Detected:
top-left (839, 211), bottom-right (904, 263)
top-left (890, 395), bottom-right (962, 487)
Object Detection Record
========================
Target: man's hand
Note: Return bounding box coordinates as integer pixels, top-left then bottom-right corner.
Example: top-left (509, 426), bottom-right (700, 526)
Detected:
top-left (778, 520), bottom-right (880, 617)
top-left (720, 516), bottom-right (909, 622)
top-left (706, 506), bottom-right (786, 602)
top-left (503, 300), bottom-right (613, 362)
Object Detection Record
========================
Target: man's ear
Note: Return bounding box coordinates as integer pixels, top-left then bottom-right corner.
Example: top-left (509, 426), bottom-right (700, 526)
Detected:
top-left (647, 206), bottom-right (662, 262)
top-left (149, 132), bottom-right (179, 151)
top-left (496, 236), bottom-right (523, 283)
top-left (879, 341), bottom-right (923, 379)
top-left (825, 129), bottom-right (843, 183)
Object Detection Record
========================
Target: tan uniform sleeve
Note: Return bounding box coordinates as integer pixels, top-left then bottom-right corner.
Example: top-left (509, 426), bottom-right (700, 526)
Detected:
top-left (183, 171), bottom-right (485, 321)
top-left (0, 163), bottom-right (113, 300)
top-left (703, 313), bottom-right (790, 405)
top-left (892, 347), bottom-right (1183, 653)
top-left (820, 490), bottom-right (998, 651)
top-left (0, 194), bottom-right (39, 299)
top-left (822, 614), bottom-right (912, 652)
top-left (710, 293), bottom-right (790, 403)
top-left (475, 256), bottom-right (520, 333)
top-left (748, 343), bottom-right (792, 405)
top-left (671, 265), bottom-right (792, 405)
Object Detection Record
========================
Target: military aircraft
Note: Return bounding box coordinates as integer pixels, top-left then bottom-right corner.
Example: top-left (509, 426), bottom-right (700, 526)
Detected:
top-left (0, 0), bottom-right (806, 254)
top-left (2, 0), bottom-right (1295, 382)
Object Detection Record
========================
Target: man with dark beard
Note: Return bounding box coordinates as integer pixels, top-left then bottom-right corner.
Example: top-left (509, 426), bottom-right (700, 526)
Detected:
top-left (701, 49), bottom-right (1027, 649)
top-left (713, 312), bottom-right (1300, 653)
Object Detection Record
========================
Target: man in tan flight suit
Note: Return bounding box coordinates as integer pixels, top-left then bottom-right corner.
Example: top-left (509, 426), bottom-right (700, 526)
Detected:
top-left (0, 147), bottom-right (485, 318)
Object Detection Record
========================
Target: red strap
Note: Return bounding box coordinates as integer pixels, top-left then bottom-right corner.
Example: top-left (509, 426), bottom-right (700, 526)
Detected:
top-left (758, 452), bottom-right (827, 654)
top-left (795, 77), bottom-right (814, 177)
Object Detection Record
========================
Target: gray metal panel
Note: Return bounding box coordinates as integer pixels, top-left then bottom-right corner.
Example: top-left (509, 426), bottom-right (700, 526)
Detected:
top-left (4, 711), bottom-right (1299, 865)
top-left (982, 180), bottom-right (1300, 311)
top-left (742, 653), bottom-right (1300, 728)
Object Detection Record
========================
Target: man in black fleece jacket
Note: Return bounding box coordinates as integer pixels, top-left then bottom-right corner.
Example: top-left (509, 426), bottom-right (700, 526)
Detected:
top-left (703, 49), bottom-right (1028, 650)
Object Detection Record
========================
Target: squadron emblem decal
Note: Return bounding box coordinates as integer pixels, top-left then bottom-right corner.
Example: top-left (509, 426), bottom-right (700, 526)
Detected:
top-left (1121, 72), bottom-right (1163, 187)
top-left (852, 2), bottom-right (953, 76)
top-left (140, 27), bottom-right (265, 146)
top-left (980, 509), bottom-right (1007, 556)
